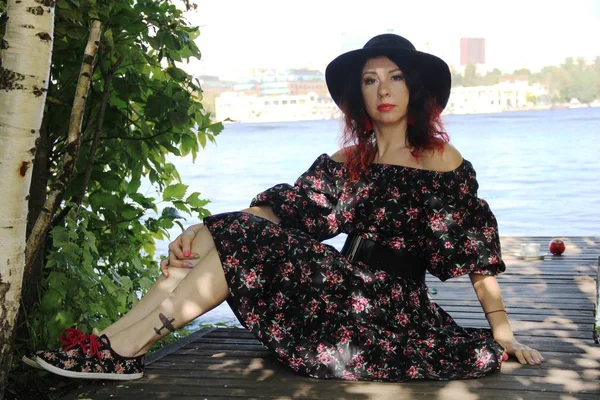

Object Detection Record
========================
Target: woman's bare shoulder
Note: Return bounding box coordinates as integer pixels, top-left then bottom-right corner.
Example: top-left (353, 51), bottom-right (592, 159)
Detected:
top-left (422, 143), bottom-right (463, 172)
top-left (330, 146), bottom-right (356, 163)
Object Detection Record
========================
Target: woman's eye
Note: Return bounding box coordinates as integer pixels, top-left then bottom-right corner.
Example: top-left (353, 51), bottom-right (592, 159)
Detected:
top-left (392, 74), bottom-right (404, 81)
top-left (363, 77), bottom-right (376, 85)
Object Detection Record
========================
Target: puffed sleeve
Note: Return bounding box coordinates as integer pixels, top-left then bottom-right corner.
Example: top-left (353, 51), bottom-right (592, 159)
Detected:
top-left (418, 161), bottom-right (506, 281)
top-left (249, 154), bottom-right (343, 241)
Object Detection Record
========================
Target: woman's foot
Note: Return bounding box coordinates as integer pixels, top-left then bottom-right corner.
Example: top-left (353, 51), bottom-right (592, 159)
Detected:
top-left (34, 334), bottom-right (144, 380)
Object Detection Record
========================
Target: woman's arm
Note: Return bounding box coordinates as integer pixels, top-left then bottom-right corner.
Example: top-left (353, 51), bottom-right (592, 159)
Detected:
top-left (470, 273), bottom-right (545, 365)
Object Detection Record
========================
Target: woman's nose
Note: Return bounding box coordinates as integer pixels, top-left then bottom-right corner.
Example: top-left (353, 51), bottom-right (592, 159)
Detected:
top-left (378, 82), bottom-right (390, 98)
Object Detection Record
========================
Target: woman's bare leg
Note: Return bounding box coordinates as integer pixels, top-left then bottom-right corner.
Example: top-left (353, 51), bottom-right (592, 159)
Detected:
top-left (99, 268), bottom-right (191, 337)
top-left (100, 225), bottom-right (217, 337)
top-left (106, 247), bottom-right (228, 357)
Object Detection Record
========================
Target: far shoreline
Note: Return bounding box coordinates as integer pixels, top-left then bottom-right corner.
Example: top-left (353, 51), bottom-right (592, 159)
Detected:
top-left (219, 105), bottom-right (600, 126)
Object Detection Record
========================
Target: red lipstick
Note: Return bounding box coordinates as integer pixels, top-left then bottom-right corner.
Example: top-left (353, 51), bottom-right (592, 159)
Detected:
top-left (377, 103), bottom-right (395, 111)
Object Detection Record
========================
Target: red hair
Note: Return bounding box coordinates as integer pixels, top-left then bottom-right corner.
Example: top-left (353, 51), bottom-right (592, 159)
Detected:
top-left (338, 66), bottom-right (450, 181)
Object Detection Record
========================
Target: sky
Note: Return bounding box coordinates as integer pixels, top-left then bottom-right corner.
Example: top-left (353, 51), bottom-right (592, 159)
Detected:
top-left (180, 0), bottom-right (600, 80)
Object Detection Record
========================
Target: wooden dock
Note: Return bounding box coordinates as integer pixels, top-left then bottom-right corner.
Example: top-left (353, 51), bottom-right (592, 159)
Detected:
top-left (65, 236), bottom-right (600, 399)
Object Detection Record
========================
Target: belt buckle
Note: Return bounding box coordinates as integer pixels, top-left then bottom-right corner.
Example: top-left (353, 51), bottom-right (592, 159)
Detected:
top-left (343, 234), bottom-right (364, 262)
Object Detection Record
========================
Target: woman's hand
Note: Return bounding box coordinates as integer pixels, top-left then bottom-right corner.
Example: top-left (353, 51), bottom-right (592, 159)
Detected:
top-left (496, 338), bottom-right (545, 365)
top-left (160, 224), bottom-right (202, 277)
top-left (159, 206), bottom-right (279, 277)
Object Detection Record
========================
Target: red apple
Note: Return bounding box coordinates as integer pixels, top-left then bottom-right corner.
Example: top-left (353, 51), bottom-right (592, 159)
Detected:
top-left (548, 239), bottom-right (566, 255)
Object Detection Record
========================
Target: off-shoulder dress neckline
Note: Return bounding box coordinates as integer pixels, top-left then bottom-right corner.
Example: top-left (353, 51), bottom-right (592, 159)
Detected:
top-left (322, 153), bottom-right (469, 175)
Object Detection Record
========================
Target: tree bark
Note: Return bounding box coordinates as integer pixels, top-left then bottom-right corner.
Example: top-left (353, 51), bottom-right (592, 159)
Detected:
top-left (26, 110), bottom-right (50, 273)
top-left (0, 1), bottom-right (55, 398)
top-left (14, 108), bottom-right (51, 358)
top-left (25, 20), bottom-right (102, 272)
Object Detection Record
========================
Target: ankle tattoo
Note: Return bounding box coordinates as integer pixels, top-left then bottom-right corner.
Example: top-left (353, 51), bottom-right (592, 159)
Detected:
top-left (154, 313), bottom-right (176, 335)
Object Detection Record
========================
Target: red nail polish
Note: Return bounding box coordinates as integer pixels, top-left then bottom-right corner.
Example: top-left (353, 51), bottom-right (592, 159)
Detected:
top-left (184, 251), bottom-right (190, 257)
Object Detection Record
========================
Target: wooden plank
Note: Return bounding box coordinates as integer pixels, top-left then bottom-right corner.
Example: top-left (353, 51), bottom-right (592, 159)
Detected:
top-left (146, 327), bottom-right (217, 365)
top-left (150, 352), bottom-right (599, 374)
top-left (439, 306), bottom-right (594, 318)
top-left (431, 299), bottom-right (595, 310)
top-left (178, 339), bottom-right (595, 355)
top-left (85, 374), bottom-right (600, 397)
top-left (69, 384), bottom-right (600, 400)
top-left (444, 312), bottom-right (594, 325)
top-left (433, 296), bottom-right (596, 305)
top-left (141, 366), bottom-right (600, 389)
top-left (180, 336), bottom-right (597, 352)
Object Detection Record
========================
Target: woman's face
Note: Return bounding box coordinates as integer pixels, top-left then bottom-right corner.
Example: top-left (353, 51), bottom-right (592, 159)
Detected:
top-left (361, 56), bottom-right (409, 126)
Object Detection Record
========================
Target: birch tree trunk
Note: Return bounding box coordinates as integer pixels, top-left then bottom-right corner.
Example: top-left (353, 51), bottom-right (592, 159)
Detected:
top-left (0, 1), bottom-right (54, 397)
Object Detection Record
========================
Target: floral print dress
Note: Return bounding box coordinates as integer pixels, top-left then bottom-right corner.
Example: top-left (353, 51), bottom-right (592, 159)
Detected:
top-left (203, 153), bottom-right (507, 382)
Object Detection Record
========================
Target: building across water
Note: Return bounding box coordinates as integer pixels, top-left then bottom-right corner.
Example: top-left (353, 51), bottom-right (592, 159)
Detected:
top-left (216, 91), bottom-right (340, 123)
top-left (444, 79), bottom-right (548, 115)
top-left (207, 67), bottom-right (552, 122)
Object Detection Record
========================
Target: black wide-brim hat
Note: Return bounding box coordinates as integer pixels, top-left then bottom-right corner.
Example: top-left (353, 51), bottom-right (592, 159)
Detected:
top-left (325, 34), bottom-right (451, 110)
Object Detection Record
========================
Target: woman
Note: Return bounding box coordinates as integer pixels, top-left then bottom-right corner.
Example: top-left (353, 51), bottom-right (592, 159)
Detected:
top-left (29, 34), bottom-right (544, 381)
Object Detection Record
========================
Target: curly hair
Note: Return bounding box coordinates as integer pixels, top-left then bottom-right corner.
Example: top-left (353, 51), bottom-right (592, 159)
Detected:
top-left (339, 63), bottom-right (449, 180)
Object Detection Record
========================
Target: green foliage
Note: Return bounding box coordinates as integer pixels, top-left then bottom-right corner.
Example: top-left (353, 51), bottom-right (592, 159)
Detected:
top-left (27, 206), bottom-right (158, 348)
top-left (5, 0), bottom-right (223, 352)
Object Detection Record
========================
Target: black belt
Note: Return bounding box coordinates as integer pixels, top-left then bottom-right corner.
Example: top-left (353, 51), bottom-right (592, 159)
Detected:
top-left (340, 234), bottom-right (427, 283)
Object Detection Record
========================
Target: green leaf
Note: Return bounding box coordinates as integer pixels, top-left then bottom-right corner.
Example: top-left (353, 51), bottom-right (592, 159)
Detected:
top-left (101, 275), bottom-right (119, 295)
top-left (198, 131), bottom-right (207, 148)
top-left (88, 8), bottom-right (100, 19)
top-left (174, 220), bottom-right (185, 231)
top-left (103, 295), bottom-right (118, 319)
top-left (104, 28), bottom-right (113, 49)
top-left (126, 178), bottom-right (141, 194)
top-left (208, 121), bottom-right (224, 136)
top-left (161, 206), bottom-right (182, 219)
top-left (142, 241), bottom-right (156, 255)
top-left (89, 191), bottom-right (122, 211)
top-left (139, 276), bottom-right (155, 291)
top-left (129, 193), bottom-right (157, 210)
top-left (186, 192), bottom-right (210, 208)
top-left (172, 200), bottom-right (191, 214)
top-left (145, 94), bottom-right (168, 119)
top-left (50, 226), bottom-right (71, 246)
top-left (121, 205), bottom-right (142, 220)
top-left (132, 257), bottom-right (144, 272)
top-left (47, 271), bottom-right (69, 291)
top-left (55, 310), bottom-right (76, 328)
top-left (166, 67), bottom-right (188, 81)
top-left (168, 110), bottom-right (188, 126)
top-left (40, 289), bottom-right (64, 313)
top-left (162, 183), bottom-right (188, 201)
top-left (180, 134), bottom-right (197, 156)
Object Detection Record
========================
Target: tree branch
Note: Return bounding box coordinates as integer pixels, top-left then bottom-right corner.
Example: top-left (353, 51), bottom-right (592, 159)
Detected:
top-left (26, 21), bottom-right (103, 271)
top-left (53, 54), bottom-right (124, 228)
top-left (75, 55), bottom-right (124, 208)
